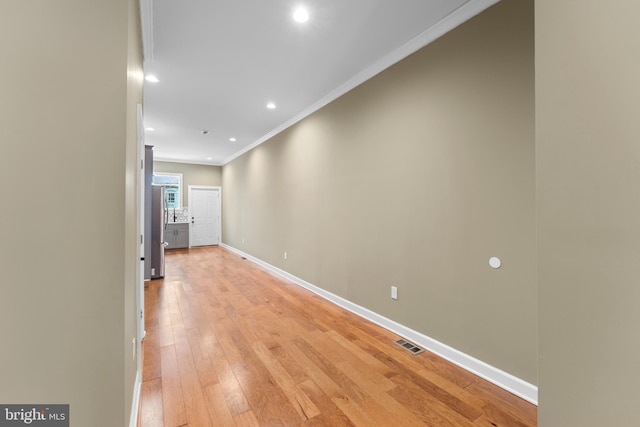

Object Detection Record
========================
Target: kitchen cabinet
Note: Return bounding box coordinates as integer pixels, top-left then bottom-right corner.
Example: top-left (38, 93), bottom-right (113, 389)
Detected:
top-left (165, 223), bottom-right (189, 249)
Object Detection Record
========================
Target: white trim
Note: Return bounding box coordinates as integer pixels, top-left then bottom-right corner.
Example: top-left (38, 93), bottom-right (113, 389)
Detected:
top-left (220, 243), bottom-right (538, 405)
top-left (139, 0), bottom-right (154, 62)
top-left (129, 370), bottom-right (142, 427)
top-left (136, 103), bottom-right (146, 375)
top-left (154, 157), bottom-right (223, 167)
top-left (132, 105), bottom-right (145, 427)
top-left (221, 0), bottom-right (500, 165)
top-left (188, 186), bottom-right (222, 247)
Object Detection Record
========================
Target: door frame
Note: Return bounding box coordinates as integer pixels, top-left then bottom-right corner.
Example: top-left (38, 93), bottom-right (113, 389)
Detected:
top-left (130, 103), bottom-right (145, 427)
top-left (136, 104), bottom-right (145, 353)
top-left (188, 185), bottom-right (222, 247)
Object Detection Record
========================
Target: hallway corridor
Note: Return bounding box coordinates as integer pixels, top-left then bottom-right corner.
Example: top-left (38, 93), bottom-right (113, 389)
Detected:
top-left (138, 246), bottom-right (536, 426)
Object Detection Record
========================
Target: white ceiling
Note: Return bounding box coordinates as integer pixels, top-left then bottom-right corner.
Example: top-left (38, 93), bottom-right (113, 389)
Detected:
top-left (141, 0), bottom-right (498, 166)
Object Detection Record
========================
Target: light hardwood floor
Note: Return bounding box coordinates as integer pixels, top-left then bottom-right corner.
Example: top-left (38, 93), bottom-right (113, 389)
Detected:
top-left (138, 246), bottom-right (537, 426)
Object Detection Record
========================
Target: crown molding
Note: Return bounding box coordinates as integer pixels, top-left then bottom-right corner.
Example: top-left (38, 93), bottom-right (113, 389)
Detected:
top-left (221, 0), bottom-right (500, 165)
top-left (153, 157), bottom-right (223, 167)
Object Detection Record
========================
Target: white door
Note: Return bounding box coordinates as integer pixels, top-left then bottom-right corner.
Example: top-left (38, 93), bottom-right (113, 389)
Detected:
top-left (189, 186), bottom-right (221, 246)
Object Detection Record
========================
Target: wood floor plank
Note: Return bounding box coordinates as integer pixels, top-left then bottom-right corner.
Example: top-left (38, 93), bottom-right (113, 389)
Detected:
top-left (307, 330), bottom-right (397, 392)
top-left (212, 355), bottom-right (251, 416)
top-left (240, 308), bottom-right (282, 351)
top-left (227, 330), bottom-right (302, 426)
top-left (357, 396), bottom-right (424, 427)
top-left (185, 327), bottom-right (218, 388)
top-left (324, 330), bottom-right (398, 382)
top-left (334, 360), bottom-right (429, 427)
top-left (173, 332), bottom-right (212, 426)
top-left (385, 355), bottom-right (483, 422)
top-left (328, 396), bottom-right (382, 427)
top-left (477, 401), bottom-right (534, 427)
top-left (139, 377), bottom-right (163, 427)
top-left (156, 322), bottom-right (175, 348)
top-left (251, 340), bottom-right (321, 421)
top-left (268, 340), bottom-right (311, 386)
top-left (465, 379), bottom-right (538, 425)
top-left (292, 337), bottom-right (368, 404)
top-left (417, 368), bottom-right (487, 411)
top-left (275, 337), bottom-right (353, 403)
top-left (280, 340), bottom-right (384, 427)
top-left (297, 379), bottom-right (355, 427)
top-left (203, 384), bottom-right (235, 427)
top-left (387, 383), bottom-right (475, 427)
top-left (232, 411), bottom-right (260, 427)
top-left (142, 332), bottom-right (162, 381)
top-left (419, 350), bottom-right (479, 389)
top-left (138, 247), bottom-right (537, 427)
top-left (210, 316), bottom-right (246, 366)
top-left (160, 345), bottom-right (187, 427)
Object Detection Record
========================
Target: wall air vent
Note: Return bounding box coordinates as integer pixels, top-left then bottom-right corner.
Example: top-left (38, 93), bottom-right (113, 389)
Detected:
top-left (394, 338), bottom-right (424, 355)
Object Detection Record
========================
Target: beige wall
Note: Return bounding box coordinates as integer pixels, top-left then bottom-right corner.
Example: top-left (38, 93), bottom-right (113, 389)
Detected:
top-left (223, 0), bottom-right (536, 383)
top-left (154, 160), bottom-right (222, 207)
top-left (0, 0), bottom-right (142, 425)
top-left (536, 0), bottom-right (640, 424)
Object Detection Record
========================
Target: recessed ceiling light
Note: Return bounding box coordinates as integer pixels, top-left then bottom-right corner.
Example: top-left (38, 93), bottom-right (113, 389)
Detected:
top-left (229, 137), bottom-right (237, 142)
top-left (145, 127), bottom-right (155, 131)
top-left (201, 130), bottom-right (209, 135)
top-left (293, 7), bottom-right (309, 23)
top-left (266, 102), bottom-right (276, 109)
top-left (144, 74), bottom-right (159, 83)
top-left (206, 157), bottom-right (212, 161)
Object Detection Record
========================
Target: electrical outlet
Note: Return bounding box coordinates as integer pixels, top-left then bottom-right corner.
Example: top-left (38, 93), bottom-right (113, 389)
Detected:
top-left (391, 286), bottom-right (398, 300)
top-left (242, 237), bottom-right (245, 244)
top-left (284, 252), bottom-right (288, 260)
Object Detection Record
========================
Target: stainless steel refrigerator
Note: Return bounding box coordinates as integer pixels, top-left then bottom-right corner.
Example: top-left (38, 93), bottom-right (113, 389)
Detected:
top-left (150, 185), bottom-right (167, 279)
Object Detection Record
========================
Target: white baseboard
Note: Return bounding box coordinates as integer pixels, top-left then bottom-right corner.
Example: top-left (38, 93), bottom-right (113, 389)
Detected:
top-left (129, 370), bottom-right (142, 427)
top-left (221, 243), bottom-right (538, 405)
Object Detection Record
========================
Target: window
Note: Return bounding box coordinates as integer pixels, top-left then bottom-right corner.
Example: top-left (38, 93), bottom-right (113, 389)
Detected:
top-left (152, 172), bottom-right (183, 209)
